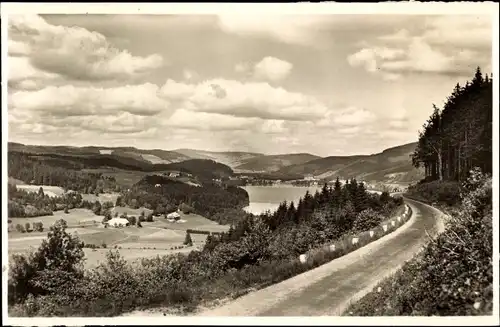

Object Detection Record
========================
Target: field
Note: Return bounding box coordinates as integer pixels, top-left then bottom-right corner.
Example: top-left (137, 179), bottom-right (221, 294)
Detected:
top-left (81, 192), bottom-right (121, 204)
top-left (81, 168), bottom-right (149, 188)
top-left (8, 208), bottom-right (100, 229)
top-left (111, 206), bottom-right (154, 217)
top-left (13, 184), bottom-right (66, 198)
top-left (8, 209), bottom-right (229, 269)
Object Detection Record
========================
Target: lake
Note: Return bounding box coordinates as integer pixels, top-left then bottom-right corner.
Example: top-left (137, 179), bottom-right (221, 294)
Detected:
top-left (242, 185), bottom-right (323, 215)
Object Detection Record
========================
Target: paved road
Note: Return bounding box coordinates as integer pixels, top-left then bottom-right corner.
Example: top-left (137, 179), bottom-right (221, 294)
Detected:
top-left (197, 198), bottom-right (445, 316)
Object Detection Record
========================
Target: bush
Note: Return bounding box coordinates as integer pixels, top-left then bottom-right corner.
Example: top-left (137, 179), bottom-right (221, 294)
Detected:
top-left (352, 208), bottom-right (383, 233)
top-left (32, 222), bottom-right (44, 232)
top-left (8, 219), bottom-right (85, 304)
top-left (127, 216), bottom-right (137, 226)
top-left (183, 232), bottom-right (193, 246)
top-left (15, 224), bottom-right (26, 233)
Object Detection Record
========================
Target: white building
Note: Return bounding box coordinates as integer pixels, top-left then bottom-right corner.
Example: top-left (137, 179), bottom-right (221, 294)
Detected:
top-left (304, 174), bottom-right (316, 181)
top-left (106, 218), bottom-right (130, 228)
top-left (166, 212), bottom-right (181, 220)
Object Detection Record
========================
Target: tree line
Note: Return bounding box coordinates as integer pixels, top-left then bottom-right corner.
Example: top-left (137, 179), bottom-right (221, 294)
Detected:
top-left (411, 67), bottom-right (492, 182)
top-left (8, 152), bottom-right (117, 193)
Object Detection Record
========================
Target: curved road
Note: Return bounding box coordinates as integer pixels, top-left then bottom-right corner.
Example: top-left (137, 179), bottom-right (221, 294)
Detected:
top-left (197, 198), bottom-right (446, 316)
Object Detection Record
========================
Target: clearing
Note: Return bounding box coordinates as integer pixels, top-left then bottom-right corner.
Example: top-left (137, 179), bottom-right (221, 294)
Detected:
top-left (13, 184), bottom-right (66, 198)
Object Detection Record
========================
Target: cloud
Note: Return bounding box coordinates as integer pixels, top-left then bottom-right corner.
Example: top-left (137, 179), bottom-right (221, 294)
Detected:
top-left (234, 62), bottom-right (250, 73)
top-left (183, 69), bottom-right (198, 81)
top-left (217, 15), bottom-right (415, 47)
top-left (317, 107), bottom-right (377, 127)
top-left (421, 15), bottom-right (492, 50)
top-left (9, 83), bottom-right (169, 117)
top-left (217, 15), bottom-right (332, 46)
top-left (167, 109), bottom-right (255, 131)
top-left (253, 56), bottom-right (293, 81)
top-left (159, 78), bottom-right (328, 121)
top-left (8, 14), bottom-right (164, 82)
top-left (348, 15), bottom-right (492, 80)
top-left (8, 56), bottom-right (60, 89)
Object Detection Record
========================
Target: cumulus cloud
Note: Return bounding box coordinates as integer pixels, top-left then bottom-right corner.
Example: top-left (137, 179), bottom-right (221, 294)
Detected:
top-left (234, 62), bottom-right (250, 73)
top-left (253, 56), bottom-right (293, 81)
top-left (8, 56), bottom-right (60, 89)
top-left (8, 14), bottom-right (164, 82)
top-left (217, 15), bottom-right (415, 47)
top-left (217, 15), bottom-right (332, 46)
top-left (183, 69), bottom-right (199, 81)
top-left (167, 109), bottom-right (255, 131)
top-left (159, 78), bottom-right (328, 121)
top-left (9, 83), bottom-right (169, 117)
top-left (348, 15), bottom-right (492, 80)
top-left (318, 107), bottom-right (377, 127)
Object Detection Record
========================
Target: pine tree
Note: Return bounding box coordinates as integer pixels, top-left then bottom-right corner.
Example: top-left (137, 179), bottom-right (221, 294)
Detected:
top-left (183, 232), bottom-right (193, 246)
top-left (333, 177), bottom-right (342, 208)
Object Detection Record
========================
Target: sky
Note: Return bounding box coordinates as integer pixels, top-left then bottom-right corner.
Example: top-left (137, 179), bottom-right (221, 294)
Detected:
top-left (6, 13), bottom-right (493, 156)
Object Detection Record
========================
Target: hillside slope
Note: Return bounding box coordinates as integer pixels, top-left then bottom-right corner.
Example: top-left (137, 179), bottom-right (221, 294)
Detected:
top-left (278, 142), bottom-right (424, 184)
top-left (172, 148), bottom-right (264, 168)
top-left (234, 153), bottom-right (321, 172)
top-left (8, 142), bottom-right (190, 165)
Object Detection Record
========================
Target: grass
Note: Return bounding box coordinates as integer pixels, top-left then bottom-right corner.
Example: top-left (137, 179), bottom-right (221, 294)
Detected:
top-left (8, 212), bottom-right (217, 269)
top-left (13, 184), bottom-right (66, 197)
top-left (9, 208), bottom-right (99, 228)
top-left (111, 206), bottom-right (153, 217)
top-left (81, 192), bottom-right (121, 204)
top-left (148, 212), bottom-right (229, 233)
top-left (8, 177), bottom-right (26, 185)
top-left (82, 168), bottom-right (151, 188)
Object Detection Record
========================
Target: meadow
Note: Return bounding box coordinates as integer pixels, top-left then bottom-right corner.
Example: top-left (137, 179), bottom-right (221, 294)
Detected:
top-left (14, 184), bottom-right (66, 198)
top-left (8, 208), bottom-right (229, 269)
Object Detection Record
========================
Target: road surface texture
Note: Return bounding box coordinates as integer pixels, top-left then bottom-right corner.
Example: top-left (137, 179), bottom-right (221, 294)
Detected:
top-left (197, 197), bottom-right (446, 316)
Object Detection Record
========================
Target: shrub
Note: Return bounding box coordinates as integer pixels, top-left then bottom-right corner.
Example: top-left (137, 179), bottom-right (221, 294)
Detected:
top-left (127, 216), bottom-right (137, 226)
top-left (352, 208), bottom-right (383, 233)
top-left (8, 219), bottom-right (85, 304)
top-left (183, 232), bottom-right (193, 246)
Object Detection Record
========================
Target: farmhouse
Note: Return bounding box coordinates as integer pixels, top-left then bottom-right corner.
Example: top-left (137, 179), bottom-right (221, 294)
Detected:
top-left (106, 217), bottom-right (130, 228)
top-left (166, 212), bottom-right (181, 220)
top-left (304, 174), bottom-right (316, 181)
top-left (168, 171), bottom-right (181, 178)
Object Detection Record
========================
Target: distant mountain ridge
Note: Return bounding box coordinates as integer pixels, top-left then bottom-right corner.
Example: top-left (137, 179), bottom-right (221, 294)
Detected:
top-left (8, 141), bottom-right (424, 184)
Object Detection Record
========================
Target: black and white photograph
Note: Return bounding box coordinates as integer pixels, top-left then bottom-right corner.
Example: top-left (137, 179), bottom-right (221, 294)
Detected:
top-left (2, 2), bottom-right (498, 325)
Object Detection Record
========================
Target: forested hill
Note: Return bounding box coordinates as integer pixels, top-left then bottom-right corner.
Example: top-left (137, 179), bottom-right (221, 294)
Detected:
top-left (411, 67), bottom-right (493, 181)
top-left (119, 174), bottom-right (250, 224)
top-left (8, 151), bottom-right (235, 192)
top-left (277, 142), bottom-right (423, 184)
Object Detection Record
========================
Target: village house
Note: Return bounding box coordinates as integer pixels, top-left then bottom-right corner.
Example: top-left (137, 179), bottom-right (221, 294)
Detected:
top-left (105, 217), bottom-right (130, 228)
top-left (169, 171), bottom-right (181, 178)
top-left (304, 174), bottom-right (316, 181)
